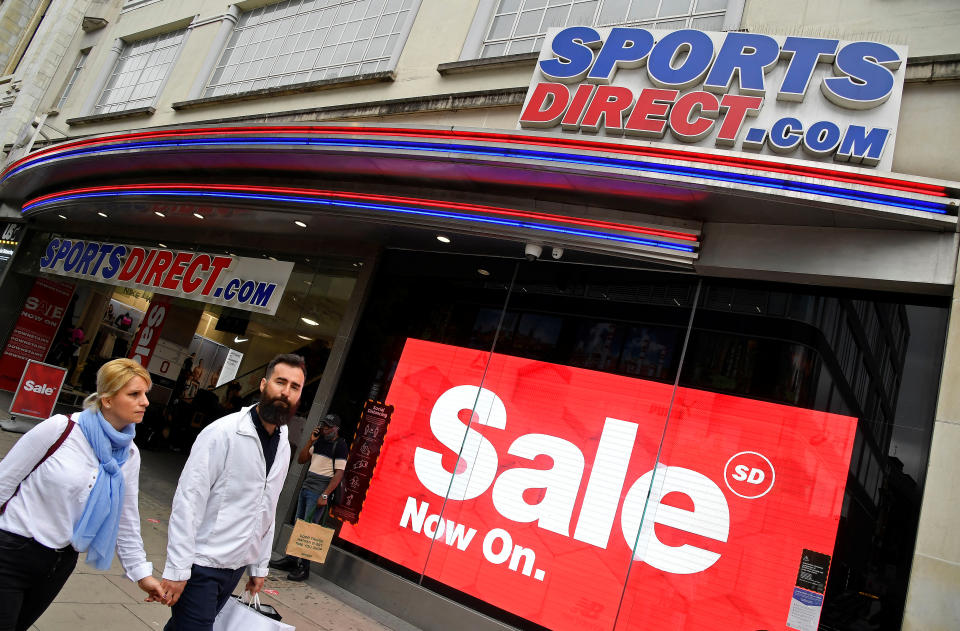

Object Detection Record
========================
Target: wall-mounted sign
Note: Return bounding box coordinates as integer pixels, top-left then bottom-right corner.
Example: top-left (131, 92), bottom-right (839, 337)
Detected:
top-left (9, 360), bottom-right (68, 420)
top-left (38, 238), bottom-right (293, 315)
top-left (332, 400), bottom-right (393, 524)
top-left (520, 27), bottom-right (907, 170)
top-left (339, 339), bottom-right (857, 631)
top-left (0, 278), bottom-right (74, 392)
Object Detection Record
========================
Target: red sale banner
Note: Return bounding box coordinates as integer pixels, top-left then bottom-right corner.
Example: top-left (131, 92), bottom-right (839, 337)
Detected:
top-left (0, 278), bottom-right (74, 391)
top-left (9, 360), bottom-right (68, 420)
top-left (129, 294), bottom-right (171, 366)
top-left (339, 339), bottom-right (857, 631)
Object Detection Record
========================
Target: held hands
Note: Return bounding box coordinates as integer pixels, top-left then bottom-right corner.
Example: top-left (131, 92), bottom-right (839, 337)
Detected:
top-left (137, 576), bottom-right (167, 604)
top-left (158, 578), bottom-right (188, 606)
top-left (245, 575), bottom-right (265, 596)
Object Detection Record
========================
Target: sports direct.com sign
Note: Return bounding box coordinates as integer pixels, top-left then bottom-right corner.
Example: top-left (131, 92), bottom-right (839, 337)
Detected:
top-left (520, 27), bottom-right (907, 170)
top-left (340, 339), bottom-right (857, 631)
top-left (38, 238), bottom-right (293, 315)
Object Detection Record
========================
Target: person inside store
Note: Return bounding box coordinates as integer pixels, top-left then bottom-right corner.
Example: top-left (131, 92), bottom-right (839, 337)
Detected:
top-left (173, 353), bottom-right (195, 401)
top-left (114, 311), bottom-right (133, 331)
top-left (0, 358), bottom-right (166, 629)
top-left (159, 354), bottom-right (305, 631)
top-left (269, 412), bottom-right (347, 581)
top-left (220, 381), bottom-right (243, 415)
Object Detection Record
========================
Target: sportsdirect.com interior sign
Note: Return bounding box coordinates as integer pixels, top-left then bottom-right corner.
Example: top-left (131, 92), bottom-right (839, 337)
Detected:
top-left (339, 339), bottom-right (857, 631)
top-left (520, 27), bottom-right (907, 170)
top-left (38, 238), bottom-right (293, 315)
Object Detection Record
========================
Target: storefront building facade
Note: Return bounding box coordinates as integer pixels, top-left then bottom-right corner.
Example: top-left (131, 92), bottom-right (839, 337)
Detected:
top-left (1, 1), bottom-right (959, 630)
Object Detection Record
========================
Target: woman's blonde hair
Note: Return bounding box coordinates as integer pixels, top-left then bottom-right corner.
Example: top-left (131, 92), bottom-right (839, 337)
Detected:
top-left (82, 358), bottom-right (152, 410)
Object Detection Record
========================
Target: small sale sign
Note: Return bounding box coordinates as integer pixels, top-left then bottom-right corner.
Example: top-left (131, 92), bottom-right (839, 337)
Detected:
top-left (9, 360), bottom-right (68, 420)
top-left (339, 339), bottom-right (857, 631)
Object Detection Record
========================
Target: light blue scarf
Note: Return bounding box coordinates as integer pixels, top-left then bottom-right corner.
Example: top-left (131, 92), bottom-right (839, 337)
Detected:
top-left (71, 406), bottom-right (135, 570)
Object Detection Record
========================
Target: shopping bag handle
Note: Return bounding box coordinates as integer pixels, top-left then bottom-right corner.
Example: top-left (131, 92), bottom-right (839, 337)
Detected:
top-left (240, 590), bottom-right (261, 610)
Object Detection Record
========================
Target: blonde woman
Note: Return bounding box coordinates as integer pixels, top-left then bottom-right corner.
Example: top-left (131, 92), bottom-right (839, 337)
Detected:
top-left (0, 358), bottom-right (164, 630)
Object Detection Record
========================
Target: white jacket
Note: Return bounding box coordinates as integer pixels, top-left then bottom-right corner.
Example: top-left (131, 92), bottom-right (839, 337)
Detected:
top-left (162, 406), bottom-right (290, 580)
top-left (0, 413), bottom-right (152, 582)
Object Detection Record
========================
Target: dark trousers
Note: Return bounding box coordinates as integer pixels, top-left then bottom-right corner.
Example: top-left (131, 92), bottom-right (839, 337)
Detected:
top-left (163, 564), bottom-right (245, 631)
top-left (0, 529), bottom-right (79, 631)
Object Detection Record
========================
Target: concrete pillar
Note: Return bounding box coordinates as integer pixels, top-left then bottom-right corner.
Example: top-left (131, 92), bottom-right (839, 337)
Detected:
top-left (186, 4), bottom-right (239, 100)
top-left (902, 250), bottom-right (960, 630)
top-left (80, 37), bottom-right (122, 114)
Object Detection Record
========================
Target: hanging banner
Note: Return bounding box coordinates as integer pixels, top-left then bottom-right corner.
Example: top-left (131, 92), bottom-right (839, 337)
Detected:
top-left (520, 27), bottom-right (907, 170)
top-left (339, 338), bottom-right (857, 631)
top-left (215, 348), bottom-right (244, 388)
top-left (0, 278), bottom-right (74, 391)
top-left (9, 360), bottom-right (68, 420)
top-left (129, 294), bottom-right (172, 366)
top-left (37, 238), bottom-right (293, 315)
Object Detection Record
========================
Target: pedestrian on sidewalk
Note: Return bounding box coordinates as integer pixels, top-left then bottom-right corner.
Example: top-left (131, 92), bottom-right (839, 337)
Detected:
top-left (159, 354), bottom-right (305, 631)
top-left (0, 358), bottom-right (165, 631)
top-left (270, 412), bottom-right (347, 581)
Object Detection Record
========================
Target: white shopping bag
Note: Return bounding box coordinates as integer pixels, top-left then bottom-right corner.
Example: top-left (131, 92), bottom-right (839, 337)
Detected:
top-left (213, 592), bottom-right (295, 631)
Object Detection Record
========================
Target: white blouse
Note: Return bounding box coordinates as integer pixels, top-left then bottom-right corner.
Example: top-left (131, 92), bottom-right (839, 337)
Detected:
top-left (0, 414), bottom-right (152, 582)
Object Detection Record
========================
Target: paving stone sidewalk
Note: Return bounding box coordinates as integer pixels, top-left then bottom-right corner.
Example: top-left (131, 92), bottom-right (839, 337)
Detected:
top-left (0, 427), bottom-right (418, 631)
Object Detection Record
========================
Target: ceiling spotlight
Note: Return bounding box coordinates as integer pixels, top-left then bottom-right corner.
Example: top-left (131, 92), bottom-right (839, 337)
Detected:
top-left (233, 336), bottom-right (248, 343)
top-left (436, 235), bottom-right (451, 243)
top-left (268, 256), bottom-right (277, 261)
top-left (296, 335), bottom-right (312, 340)
top-left (477, 268), bottom-right (490, 276)
top-left (97, 212), bottom-right (108, 218)
top-left (300, 316), bottom-right (319, 326)
top-left (193, 212), bottom-right (204, 219)
top-left (158, 243), bottom-right (167, 248)
top-left (58, 214), bottom-right (66, 219)
top-left (154, 211), bottom-right (165, 217)
top-left (294, 220), bottom-right (307, 228)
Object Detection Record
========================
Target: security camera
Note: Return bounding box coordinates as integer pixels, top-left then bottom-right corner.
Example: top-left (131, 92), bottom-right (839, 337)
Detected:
top-left (551, 247), bottom-right (564, 260)
top-left (524, 243), bottom-right (543, 261)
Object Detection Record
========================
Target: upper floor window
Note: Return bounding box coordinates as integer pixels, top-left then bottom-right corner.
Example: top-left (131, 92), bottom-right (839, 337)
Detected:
top-left (56, 49), bottom-right (89, 110)
top-left (481, 0), bottom-right (730, 58)
top-left (95, 29), bottom-right (185, 113)
top-left (204, 0), bottom-right (416, 98)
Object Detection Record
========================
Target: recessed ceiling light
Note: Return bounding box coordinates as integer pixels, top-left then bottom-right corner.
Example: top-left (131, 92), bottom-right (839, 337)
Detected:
top-left (294, 220), bottom-right (307, 228)
top-left (97, 212), bottom-right (108, 218)
top-left (268, 256), bottom-right (277, 261)
top-left (193, 212), bottom-right (203, 219)
top-left (300, 317), bottom-right (319, 326)
top-left (158, 243), bottom-right (167, 248)
top-left (296, 335), bottom-right (312, 340)
top-left (436, 235), bottom-right (451, 243)
top-left (477, 268), bottom-right (490, 276)
top-left (303, 280), bottom-right (312, 285)
top-left (154, 211), bottom-right (165, 217)
top-left (58, 214), bottom-right (66, 219)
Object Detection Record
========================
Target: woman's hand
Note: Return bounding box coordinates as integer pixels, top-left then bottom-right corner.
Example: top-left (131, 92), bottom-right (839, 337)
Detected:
top-left (160, 578), bottom-right (188, 606)
top-left (316, 495), bottom-right (328, 508)
top-left (137, 576), bottom-right (167, 603)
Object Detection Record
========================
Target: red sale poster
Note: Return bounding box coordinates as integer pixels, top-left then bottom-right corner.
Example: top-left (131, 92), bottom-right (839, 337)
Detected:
top-left (9, 360), bottom-right (68, 420)
top-left (0, 278), bottom-right (74, 391)
top-left (339, 339), bottom-right (857, 631)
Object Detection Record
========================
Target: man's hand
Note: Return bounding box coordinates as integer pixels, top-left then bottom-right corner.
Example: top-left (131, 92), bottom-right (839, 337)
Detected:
top-left (138, 576), bottom-right (166, 604)
top-left (159, 579), bottom-right (187, 606)
top-left (245, 576), bottom-right (265, 596)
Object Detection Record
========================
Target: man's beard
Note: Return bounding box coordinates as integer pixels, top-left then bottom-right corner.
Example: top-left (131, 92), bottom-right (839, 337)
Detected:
top-left (258, 394), bottom-right (295, 425)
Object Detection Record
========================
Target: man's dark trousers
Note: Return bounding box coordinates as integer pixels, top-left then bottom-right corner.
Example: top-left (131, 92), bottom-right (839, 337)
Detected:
top-left (163, 565), bottom-right (245, 631)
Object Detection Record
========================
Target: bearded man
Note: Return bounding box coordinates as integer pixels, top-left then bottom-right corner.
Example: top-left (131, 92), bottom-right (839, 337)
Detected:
top-left (159, 354), bottom-right (305, 631)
